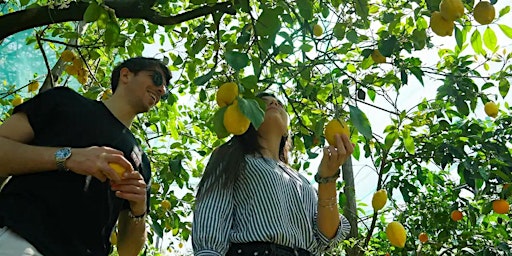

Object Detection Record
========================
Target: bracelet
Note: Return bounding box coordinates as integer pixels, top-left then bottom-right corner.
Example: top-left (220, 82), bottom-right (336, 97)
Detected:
top-left (128, 210), bottom-right (146, 223)
top-left (314, 169), bottom-right (340, 184)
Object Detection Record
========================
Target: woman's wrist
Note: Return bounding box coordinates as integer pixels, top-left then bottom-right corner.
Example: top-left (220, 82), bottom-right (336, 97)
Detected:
top-left (314, 169), bottom-right (340, 184)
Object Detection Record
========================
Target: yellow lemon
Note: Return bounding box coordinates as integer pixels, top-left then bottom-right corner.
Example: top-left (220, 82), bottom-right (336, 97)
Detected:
top-left (28, 81), bottom-right (39, 92)
top-left (223, 100), bottom-right (251, 135)
top-left (430, 11), bottom-right (455, 36)
top-left (371, 49), bottom-right (386, 64)
top-left (313, 24), bottom-right (323, 37)
top-left (61, 49), bottom-right (76, 62)
top-left (371, 189), bottom-right (388, 211)
top-left (161, 199), bottom-right (171, 210)
top-left (216, 82), bottom-right (238, 107)
top-left (110, 230), bottom-right (117, 245)
top-left (386, 221), bottom-right (407, 248)
top-left (12, 96), bottom-right (23, 107)
top-left (439, 0), bottom-right (465, 21)
top-left (65, 65), bottom-right (79, 76)
top-left (473, 1), bottom-right (495, 25)
top-left (484, 101), bottom-right (498, 118)
top-left (324, 118), bottom-right (350, 146)
top-left (108, 163), bottom-right (126, 177)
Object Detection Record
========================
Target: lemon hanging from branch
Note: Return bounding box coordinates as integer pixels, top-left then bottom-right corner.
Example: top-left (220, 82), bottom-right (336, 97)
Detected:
top-left (224, 100), bottom-right (251, 135)
top-left (386, 221), bottom-right (407, 248)
top-left (216, 82), bottom-right (238, 107)
top-left (371, 189), bottom-right (387, 211)
top-left (324, 118), bottom-right (350, 146)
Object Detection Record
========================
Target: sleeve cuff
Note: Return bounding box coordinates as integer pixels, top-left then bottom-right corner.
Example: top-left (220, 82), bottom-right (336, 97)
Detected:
top-left (314, 214), bottom-right (351, 247)
top-left (195, 250), bottom-right (223, 256)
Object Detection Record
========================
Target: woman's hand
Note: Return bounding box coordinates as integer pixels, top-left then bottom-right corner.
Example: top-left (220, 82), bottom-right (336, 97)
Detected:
top-left (318, 133), bottom-right (354, 177)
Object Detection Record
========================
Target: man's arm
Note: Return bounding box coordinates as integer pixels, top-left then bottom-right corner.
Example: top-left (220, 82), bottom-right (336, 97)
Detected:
top-left (117, 210), bottom-right (147, 256)
top-left (0, 112), bottom-right (56, 176)
top-left (113, 171), bottom-right (148, 256)
top-left (0, 112), bottom-right (130, 182)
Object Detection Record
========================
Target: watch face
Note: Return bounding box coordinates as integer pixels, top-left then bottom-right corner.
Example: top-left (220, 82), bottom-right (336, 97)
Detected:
top-left (56, 148), bottom-right (71, 159)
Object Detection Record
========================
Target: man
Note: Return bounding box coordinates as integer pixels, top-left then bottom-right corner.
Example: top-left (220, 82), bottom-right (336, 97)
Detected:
top-left (0, 57), bottom-right (171, 256)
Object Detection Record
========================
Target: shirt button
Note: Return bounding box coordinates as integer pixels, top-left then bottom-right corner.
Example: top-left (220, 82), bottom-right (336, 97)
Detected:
top-left (237, 249), bottom-right (242, 253)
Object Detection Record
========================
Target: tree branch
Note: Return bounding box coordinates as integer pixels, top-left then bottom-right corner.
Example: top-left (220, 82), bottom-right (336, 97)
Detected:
top-left (0, 1), bottom-right (236, 41)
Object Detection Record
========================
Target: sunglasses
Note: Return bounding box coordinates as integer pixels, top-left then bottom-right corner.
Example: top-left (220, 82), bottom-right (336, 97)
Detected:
top-left (147, 70), bottom-right (170, 100)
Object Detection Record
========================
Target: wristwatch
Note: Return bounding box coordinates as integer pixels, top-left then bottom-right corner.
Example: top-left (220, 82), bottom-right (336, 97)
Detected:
top-left (55, 147), bottom-right (72, 171)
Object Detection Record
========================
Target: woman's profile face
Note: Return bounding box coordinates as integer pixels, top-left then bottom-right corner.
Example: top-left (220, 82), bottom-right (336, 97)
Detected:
top-left (259, 96), bottom-right (289, 135)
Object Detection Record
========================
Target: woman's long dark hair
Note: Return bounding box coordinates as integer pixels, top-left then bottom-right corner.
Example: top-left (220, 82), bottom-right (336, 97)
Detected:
top-left (196, 93), bottom-right (290, 201)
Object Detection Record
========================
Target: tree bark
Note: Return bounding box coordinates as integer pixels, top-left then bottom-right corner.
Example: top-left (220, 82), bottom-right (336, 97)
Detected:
top-left (0, 1), bottom-right (235, 41)
top-left (342, 157), bottom-right (362, 256)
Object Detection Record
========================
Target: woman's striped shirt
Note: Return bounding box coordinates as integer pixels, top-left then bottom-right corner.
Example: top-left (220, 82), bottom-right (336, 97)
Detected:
top-left (192, 155), bottom-right (351, 255)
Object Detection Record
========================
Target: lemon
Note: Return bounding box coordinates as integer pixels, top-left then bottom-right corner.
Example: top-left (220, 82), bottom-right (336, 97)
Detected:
top-left (223, 100), bottom-right (251, 135)
top-left (28, 81), bottom-right (39, 92)
top-left (473, 1), bottom-right (495, 25)
top-left (371, 189), bottom-right (388, 211)
top-left (61, 49), bottom-right (76, 62)
top-left (386, 221), bottom-right (407, 248)
top-left (371, 49), bottom-right (386, 64)
top-left (439, 0), bottom-right (465, 21)
top-left (324, 118), bottom-right (350, 146)
top-left (12, 96), bottom-right (23, 107)
top-left (110, 230), bottom-right (117, 245)
top-left (216, 82), bottom-right (238, 107)
top-left (430, 11), bottom-right (455, 37)
top-left (313, 24), bottom-right (323, 37)
top-left (484, 101), bottom-right (498, 118)
top-left (161, 199), bottom-right (171, 210)
top-left (108, 163), bottom-right (126, 177)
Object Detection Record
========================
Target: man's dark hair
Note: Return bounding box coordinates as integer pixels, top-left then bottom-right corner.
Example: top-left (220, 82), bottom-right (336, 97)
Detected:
top-left (111, 57), bottom-right (171, 92)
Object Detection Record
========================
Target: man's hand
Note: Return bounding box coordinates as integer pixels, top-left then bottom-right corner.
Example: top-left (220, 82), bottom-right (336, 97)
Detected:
top-left (65, 146), bottom-right (134, 182)
top-left (110, 171), bottom-right (147, 216)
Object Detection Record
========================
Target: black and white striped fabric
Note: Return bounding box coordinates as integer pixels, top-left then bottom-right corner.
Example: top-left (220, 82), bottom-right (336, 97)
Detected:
top-left (192, 155), bottom-right (351, 256)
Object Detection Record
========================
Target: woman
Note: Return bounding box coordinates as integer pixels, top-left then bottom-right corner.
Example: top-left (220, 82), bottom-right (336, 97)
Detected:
top-left (192, 93), bottom-right (353, 256)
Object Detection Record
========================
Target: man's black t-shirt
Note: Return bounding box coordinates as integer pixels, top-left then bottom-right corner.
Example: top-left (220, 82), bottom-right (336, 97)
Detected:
top-left (0, 87), bottom-right (151, 256)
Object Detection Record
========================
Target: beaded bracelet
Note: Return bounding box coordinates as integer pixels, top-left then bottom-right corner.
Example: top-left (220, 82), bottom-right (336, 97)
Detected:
top-left (314, 169), bottom-right (340, 184)
top-left (128, 210), bottom-right (146, 223)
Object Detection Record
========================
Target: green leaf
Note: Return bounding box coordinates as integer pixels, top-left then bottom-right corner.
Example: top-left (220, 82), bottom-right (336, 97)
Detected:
top-left (378, 36), bottom-right (397, 57)
top-left (498, 24), bottom-right (512, 39)
top-left (104, 21), bottom-right (121, 47)
top-left (333, 23), bottom-right (345, 40)
top-left (255, 7), bottom-right (282, 37)
top-left (454, 26), bottom-right (464, 49)
top-left (83, 1), bottom-right (102, 23)
top-left (470, 29), bottom-right (484, 55)
top-left (346, 30), bottom-right (359, 44)
top-left (499, 5), bottom-right (510, 17)
top-left (409, 67), bottom-right (424, 85)
top-left (384, 131), bottom-right (398, 150)
top-left (403, 132), bottom-right (415, 154)
top-left (353, 0), bottom-right (369, 20)
top-left (349, 105), bottom-right (372, 140)
top-left (296, 0), bottom-right (313, 20)
top-left (499, 79), bottom-right (510, 98)
top-left (483, 27), bottom-right (497, 51)
top-left (193, 69), bottom-right (214, 85)
top-left (225, 51), bottom-right (249, 71)
top-left (238, 98), bottom-right (265, 129)
top-left (412, 29), bottom-right (427, 50)
top-left (213, 107), bottom-right (229, 139)
top-left (20, 0), bottom-right (30, 6)
top-left (241, 75), bottom-right (258, 90)
top-left (150, 221), bottom-right (164, 238)
top-left (300, 44), bottom-right (313, 52)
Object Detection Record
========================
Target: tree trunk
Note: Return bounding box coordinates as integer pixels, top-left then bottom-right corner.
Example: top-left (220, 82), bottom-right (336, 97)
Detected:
top-left (342, 157), bottom-right (362, 256)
